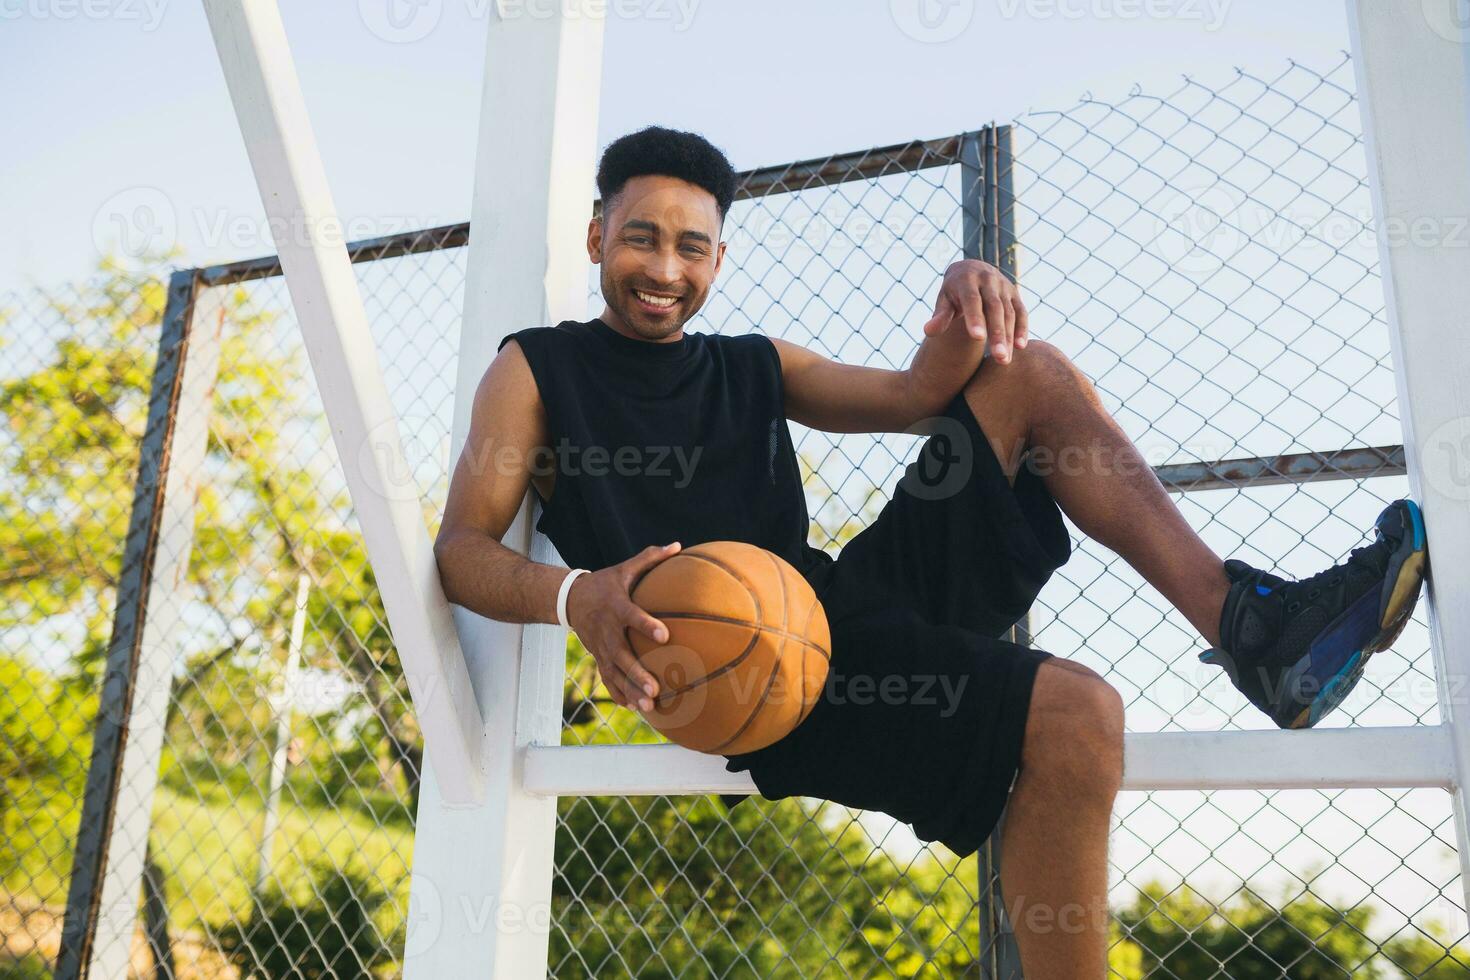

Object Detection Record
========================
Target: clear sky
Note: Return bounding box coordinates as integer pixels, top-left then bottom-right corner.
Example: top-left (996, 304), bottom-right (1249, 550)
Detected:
top-left (2, 0), bottom-right (1354, 289)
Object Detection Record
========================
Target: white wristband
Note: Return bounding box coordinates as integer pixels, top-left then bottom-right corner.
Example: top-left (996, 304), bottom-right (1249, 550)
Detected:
top-left (556, 568), bottom-right (591, 630)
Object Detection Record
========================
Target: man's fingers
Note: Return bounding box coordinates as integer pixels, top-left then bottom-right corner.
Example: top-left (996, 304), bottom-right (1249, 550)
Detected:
top-left (634, 541), bottom-right (681, 567)
top-left (620, 593), bottom-right (667, 702)
top-left (1014, 295), bottom-right (1030, 348)
top-left (955, 285), bottom-right (987, 340)
top-left (1003, 290), bottom-right (1017, 352)
top-left (595, 645), bottom-right (646, 710)
top-left (921, 294), bottom-right (954, 337)
top-left (596, 651), bottom-right (629, 707)
top-left (622, 542), bottom-right (682, 585)
top-left (611, 639), bottom-right (658, 709)
top-left (982, 287), bottom-right (1010, 362)
top-left (625, 602), bottom-right (669, 652)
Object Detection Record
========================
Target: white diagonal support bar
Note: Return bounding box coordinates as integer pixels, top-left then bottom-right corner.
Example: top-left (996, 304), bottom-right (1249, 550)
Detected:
top-left (1348, 0), bottom-right (1470, 918)
top-left (522, 726), bottom-right (1459, 796)
top-left (200, 0), bottom-right (485, 803)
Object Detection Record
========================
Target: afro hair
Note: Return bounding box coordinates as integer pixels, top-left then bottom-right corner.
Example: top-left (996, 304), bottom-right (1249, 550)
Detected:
top-left (596, 125), bottom-right (738, 227)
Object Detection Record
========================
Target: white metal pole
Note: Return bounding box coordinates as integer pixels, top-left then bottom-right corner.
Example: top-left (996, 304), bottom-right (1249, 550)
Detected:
top-left (520, 725), bottom-right (1458, 795)
top-left (1347, 0), bottom-right (1470, 918)
top-left (200, 0), bottom-right (486, 804)
top-left (256, 567), bottom-right (309, 895)
top-left (404, 6), bottom-right (606, 978)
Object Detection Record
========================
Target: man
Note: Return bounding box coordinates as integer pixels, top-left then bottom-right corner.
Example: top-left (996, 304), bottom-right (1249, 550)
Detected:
top-left (433, 125), bottom-right (1428, 977)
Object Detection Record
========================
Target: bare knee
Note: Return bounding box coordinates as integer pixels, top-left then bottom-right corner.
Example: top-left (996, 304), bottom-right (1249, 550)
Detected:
top-left (1020, 659), bottom-right (1124, 801)
top-left (1019, 339), bottom-right (1099, 404)
top-left (963, 337), bottom-right (1098, 423)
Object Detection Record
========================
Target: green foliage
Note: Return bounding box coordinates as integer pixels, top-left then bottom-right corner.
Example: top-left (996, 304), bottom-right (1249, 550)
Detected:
top-left (0, 651), bottom-right (95, 866)
top-left (0, 951), bottom-right (54, 979)
top-left (1383, 923), bottom-right (1470, 978)
top-left (1112, 881), bottom-right (1470, 979)
top-left (4, 255), bottom-right (422, 805)
top-left (208, 859), bottom-right (396, 980)
top-left (1, 271), bottom-right (169, 628)
top-left (0, 654), bottom-right (92, 791)
top-left (549, 792), bottom-right (981, 977)
top-left (2, 256), bottom-right (421, 945)
top-left (549, 636), bottom-right (985, 976)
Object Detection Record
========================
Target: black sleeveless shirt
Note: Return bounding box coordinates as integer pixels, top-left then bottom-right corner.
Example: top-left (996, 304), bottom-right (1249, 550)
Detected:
top-left (496, 317), bottom-right (834, 585)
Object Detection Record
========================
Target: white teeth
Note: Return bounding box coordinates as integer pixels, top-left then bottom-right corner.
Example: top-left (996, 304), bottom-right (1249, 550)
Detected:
top-left (635, 290), bottom-right (676, 308)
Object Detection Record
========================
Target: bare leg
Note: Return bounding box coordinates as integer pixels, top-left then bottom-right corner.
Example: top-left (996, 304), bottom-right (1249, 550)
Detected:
top-left (962, 340), bottom-right (1232, 648)
top-left (957, 341), bottom-right (1219, 975)
top-left (999, 658), bottom-right (1123, 977)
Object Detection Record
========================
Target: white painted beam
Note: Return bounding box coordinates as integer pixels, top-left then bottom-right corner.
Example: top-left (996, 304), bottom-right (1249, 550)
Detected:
top-left (1120, 726), bottom-right (1455, 791)
top-left (523, 726), bottom-right (1458, 796)
top-left (200, 0), bottom-right (485, 804)
top-left (404, 6), bottom-right (606, 979)
top-left (1348, 0), bottom-right (1470, 917)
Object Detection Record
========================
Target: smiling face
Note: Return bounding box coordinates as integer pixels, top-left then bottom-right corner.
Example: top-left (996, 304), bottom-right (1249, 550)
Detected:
top-left (589, 173), bottom-right (726, 343)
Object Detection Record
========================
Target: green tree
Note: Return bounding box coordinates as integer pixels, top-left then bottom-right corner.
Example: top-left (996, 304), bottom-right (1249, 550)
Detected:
top-left (1383, 923), bottom-right (1470, 979)
top-left (1113, 880), bottom-right (1470, 979)
top-left (211, 858), bottom-right (396, 979)
top-left (0, 258), bottom-right (426, 808)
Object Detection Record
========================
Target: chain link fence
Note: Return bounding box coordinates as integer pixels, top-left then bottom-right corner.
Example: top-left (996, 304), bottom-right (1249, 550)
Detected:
top-left (3, 53), bottom-right (1466, 978)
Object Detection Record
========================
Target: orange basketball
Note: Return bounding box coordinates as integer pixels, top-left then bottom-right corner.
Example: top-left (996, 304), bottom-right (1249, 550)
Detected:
top-left (628, 540), bottom-right (831, 755)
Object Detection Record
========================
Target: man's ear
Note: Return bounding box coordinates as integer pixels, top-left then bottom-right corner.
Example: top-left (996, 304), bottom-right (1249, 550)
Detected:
top-left (587, 216), bottom-right (604, 262)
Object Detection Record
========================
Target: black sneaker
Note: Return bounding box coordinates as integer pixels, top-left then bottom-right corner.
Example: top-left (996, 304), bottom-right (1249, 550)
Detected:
top-left (1199, 498), bottom-right (1428, 729)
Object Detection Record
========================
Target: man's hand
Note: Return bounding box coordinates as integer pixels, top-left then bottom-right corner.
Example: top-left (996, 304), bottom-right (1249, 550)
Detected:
top-left (565, 542), bottom-right (683, 713)
top-left (920, 259), bottom-right (1029, 364)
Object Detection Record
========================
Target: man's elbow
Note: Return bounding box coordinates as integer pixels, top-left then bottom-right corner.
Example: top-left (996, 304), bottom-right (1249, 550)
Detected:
top-left (433, 529), bottom-right (464, 604)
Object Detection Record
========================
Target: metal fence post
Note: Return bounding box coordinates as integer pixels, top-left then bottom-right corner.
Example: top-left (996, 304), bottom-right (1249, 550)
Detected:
top-left (964, 123), bottom-right (1025, 979)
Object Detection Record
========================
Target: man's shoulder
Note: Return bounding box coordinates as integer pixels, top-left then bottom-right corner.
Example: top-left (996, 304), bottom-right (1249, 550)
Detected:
top-left (497, 320), bottom-right (585, 352)
top-left (707, 328), bottom-right (778, 353)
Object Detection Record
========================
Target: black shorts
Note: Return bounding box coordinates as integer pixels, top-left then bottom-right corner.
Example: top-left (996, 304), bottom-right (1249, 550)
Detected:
top-left (720, 390), bottom-right (1072, 857)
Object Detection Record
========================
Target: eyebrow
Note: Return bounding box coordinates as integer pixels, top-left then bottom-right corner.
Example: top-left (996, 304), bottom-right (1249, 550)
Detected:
top-left (621, 218), bottom-right (713, 246)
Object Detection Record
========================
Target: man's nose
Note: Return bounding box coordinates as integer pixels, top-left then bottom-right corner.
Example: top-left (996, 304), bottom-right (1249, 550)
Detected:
top-left (643, 251), bottom-right (681, 286)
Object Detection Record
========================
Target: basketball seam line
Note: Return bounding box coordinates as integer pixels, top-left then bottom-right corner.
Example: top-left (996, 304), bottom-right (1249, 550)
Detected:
top-left (712, 549), bottom-right (791, 754)
top-left (643, 546), bottom-right (766, 707)
top-left (644, 611), bottom-right (830, 660)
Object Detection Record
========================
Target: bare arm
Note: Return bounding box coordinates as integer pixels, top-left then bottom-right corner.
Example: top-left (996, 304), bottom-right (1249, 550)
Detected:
top-left (770, 336), bottom-right (926, 433)
top-left (433, 339), bottom-right (566, 625)
top-left (432, 339), bottom-right (677, 712)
